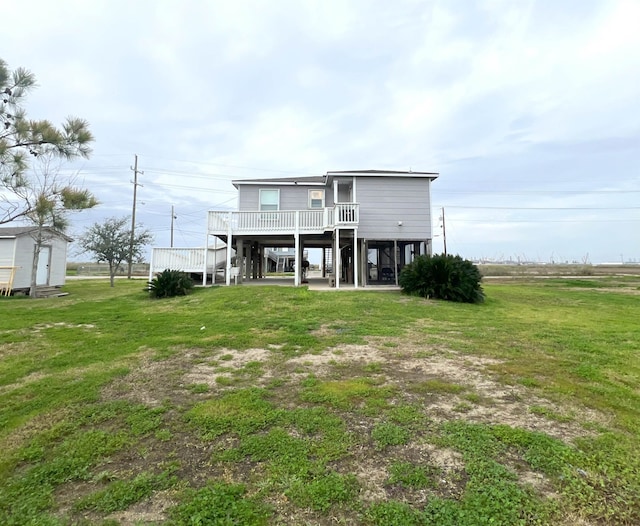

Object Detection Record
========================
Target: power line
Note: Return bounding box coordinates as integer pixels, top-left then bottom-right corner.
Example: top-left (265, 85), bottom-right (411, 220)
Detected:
top-left (444, 205), bottom-right (640, 210)
top-left (143, 168), bottom-right (244, 181)
top-left (142, 181), bottom-right (237, 194)
top-left (443, 218), bottom-right (640, 223)
top-left (435, 189), bottom-right (640, 195)
top-left (138, 154), bottom-right (322, 177)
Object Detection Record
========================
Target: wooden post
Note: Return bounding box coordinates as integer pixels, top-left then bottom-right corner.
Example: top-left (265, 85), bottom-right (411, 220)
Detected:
top-left (394, 239), bottom-right (398, 286)
top-left (442, 207), bottom-right (447, 256)
top-left (353, 229), bottom-right (358, 288)
top-left (202, 228), bottom-right (209, 286)
top-left (128, 154), bottom-right (143, 279)
top-left (226, 212), bottom-right (232, 286)
top-left (237, 239), bottom-right (244, 284)
top-left (335, 227), bottom-right (340, 289)
top-left (294, 211), bottom-right (300, 286)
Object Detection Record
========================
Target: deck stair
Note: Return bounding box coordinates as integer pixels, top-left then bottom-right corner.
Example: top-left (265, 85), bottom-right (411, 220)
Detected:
top-left (323, 247), bottom-right (333, 274)
top-left (34, 286), bottom-right (69, 298)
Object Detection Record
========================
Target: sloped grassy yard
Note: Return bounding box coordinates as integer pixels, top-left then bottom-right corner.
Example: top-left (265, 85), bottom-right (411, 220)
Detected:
top-left (0, 277), bottom-right (639, 525)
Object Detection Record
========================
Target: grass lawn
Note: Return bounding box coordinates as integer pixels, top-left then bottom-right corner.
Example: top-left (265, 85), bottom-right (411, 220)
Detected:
top-left (0, 277), bottom-right (639, 525)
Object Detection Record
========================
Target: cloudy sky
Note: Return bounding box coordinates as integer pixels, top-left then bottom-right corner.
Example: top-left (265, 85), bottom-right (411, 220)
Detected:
top-left (3, 0), bottom-right (639, 263)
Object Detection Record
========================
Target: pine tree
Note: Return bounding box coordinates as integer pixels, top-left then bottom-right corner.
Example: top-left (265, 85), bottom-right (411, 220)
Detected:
top-left (1, 58), bottom-right (94, 225)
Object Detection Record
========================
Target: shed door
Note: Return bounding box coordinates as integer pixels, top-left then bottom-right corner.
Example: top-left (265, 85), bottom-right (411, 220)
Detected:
top-left (36, 246), bottom-right (51, 285)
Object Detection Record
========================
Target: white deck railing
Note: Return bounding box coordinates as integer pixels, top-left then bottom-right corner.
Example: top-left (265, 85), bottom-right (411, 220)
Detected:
top-left (208, 204), bottom-right (359, 235)
top-left (333, 203), bottom-right (359, 225)
top-left (150, 247), bottom-right (222, 274)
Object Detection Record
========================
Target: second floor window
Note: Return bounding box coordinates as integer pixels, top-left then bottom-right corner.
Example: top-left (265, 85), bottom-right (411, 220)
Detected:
top-left (309, 189), bottom-right (325, 209)
top-left (260, 189), bottom-right (279, 211)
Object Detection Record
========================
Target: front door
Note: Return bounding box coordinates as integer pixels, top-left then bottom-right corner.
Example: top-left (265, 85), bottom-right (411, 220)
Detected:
top-left (36, 246), bottom-right (51, 285)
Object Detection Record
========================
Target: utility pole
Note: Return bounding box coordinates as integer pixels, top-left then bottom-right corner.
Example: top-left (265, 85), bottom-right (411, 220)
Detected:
top-left (170, 205), bottom-right (177, 248)
top-left (128, 154), bottom-right (143, 278)
top-left (441, 207), bottom-right (447, 256)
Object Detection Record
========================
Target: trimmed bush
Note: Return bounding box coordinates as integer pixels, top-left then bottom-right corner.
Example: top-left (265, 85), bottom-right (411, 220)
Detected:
top-left (147, 269), bottom-right (194, 298)
top-left (399, 254), bottom-right (484, 303)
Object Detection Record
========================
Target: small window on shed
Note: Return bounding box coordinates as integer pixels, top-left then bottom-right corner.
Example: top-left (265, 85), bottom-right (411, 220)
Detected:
top-left (309, 189), bottom-right (325, 209)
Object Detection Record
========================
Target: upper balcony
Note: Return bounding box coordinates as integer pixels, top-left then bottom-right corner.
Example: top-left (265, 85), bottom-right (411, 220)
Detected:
top-left (208, 203), bottom-right (359, 236)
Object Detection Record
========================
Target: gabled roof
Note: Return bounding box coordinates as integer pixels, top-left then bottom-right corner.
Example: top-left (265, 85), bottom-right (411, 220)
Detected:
top-left (326, 169), bottom-right (438, 185)
top-left (232, 176), bottom-right (325, 188)
top-left (326, 169), bottom-right (439, 178)
top-left (0, 226), bottom-right (73, 242)
top-left (232, 170), bottom-right (438, 188)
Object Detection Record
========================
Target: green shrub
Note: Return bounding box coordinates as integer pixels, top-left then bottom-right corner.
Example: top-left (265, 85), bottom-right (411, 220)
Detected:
top-left (147, 269), bottom-right (194, 298)
top-left (399, 254), bottom-right (484, 303)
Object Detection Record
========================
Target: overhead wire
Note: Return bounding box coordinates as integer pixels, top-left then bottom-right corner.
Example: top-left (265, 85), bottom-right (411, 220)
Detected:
top-left (36, 155), bottom-right (640, 248)
top-left (443, 205), bottom-right (640, 210)
top-left (137, 154), bottom-right (322, 177)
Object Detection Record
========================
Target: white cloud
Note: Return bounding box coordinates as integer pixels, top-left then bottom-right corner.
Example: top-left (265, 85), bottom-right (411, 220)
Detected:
top-left (1, 0), bottom-right (638, 260)
top-left (233, 105), bottom-right (329, 169)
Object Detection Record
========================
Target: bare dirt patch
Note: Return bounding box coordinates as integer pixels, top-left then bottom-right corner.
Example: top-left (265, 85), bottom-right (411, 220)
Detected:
top-left (32, 322), bottom-right (97, 330)
top-left (282, 340), bottom-right (601, 443)
top-left (105, 489), bottom-right (178, 525)
top-left (0, 370), bottom-right (48, 395)
top-left (87, 325), bottom-right (610, 525)
top-left (184, 347), bottom-right (274, 388)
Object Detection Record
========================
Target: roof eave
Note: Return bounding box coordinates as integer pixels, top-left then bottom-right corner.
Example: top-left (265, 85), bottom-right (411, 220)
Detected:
top-left (232, 179), bottom-right (325, 188)
top-left (325, 170), bottom-right (439, 185)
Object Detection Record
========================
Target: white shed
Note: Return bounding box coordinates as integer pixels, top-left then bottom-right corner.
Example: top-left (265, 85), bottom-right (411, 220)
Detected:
top-left (0, 226), bottom-right (72, 295)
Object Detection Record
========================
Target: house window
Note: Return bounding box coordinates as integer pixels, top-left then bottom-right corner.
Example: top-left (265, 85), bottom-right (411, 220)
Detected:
top-left (308, 189), bottom-right (325, 209)
top-left (260, 189), bottom-right (279, 211)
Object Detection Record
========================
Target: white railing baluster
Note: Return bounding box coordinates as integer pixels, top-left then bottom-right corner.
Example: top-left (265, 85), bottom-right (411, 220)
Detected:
top-left (207, 205), bottom-right (358, 235)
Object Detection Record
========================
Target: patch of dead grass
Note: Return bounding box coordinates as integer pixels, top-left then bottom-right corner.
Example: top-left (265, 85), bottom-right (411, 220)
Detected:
top-left (86, 323), bottom-right (612, 524)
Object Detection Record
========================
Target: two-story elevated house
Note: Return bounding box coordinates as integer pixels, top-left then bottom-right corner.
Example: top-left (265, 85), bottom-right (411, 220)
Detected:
top-left (210, 168), bottom-right (440, 288)
top-left (151, 169), bottom-right (438, 288)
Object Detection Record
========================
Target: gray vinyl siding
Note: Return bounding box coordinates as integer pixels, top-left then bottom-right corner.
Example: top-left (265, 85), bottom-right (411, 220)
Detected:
top-left (12, 236), bottom-right (37, 288)
top-left (0, 238), bottom-right (14, 266)
top-left (235, 177), bottom-right (433, 241)
top-left (237, 186), bottom-right (260, 210)
top-left (48, 236), bottom-right (68, 285)
top-left (1, 234), bottom-right (68, 289)
top-left (356, 177), bottom-right (433, 240)
top-left (238, 185), bottom-right (333, 211)
top-left (337, 186), bottom-right (351, 203)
